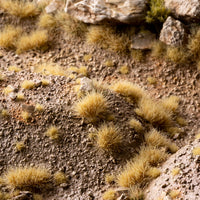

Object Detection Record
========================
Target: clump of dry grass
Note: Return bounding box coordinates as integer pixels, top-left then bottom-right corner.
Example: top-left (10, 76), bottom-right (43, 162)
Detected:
top-left (129, 186), bottom-right (144, 200)
top-left (74, 92), bottom-right (108, 122)
top-left (192, 147), bottom-right (200, 156)
top-left (21, 80), bottom-right (35, 89)
top-left (16, 29), bottom-right (48, 54)
top-left (38, 13), bottom-right (56, 29)
top-left (0, 25), bottom-right (22, 49)
top-left (1, 109), bottom-right (9, 117)
top-left (2, 85), bottom-right (14, 95)
top-left (0, 0), bottom-right (40, 18)
top-left (53, 171), bottom-right (67, 185)
top-left (83, 54), bottom-right (92, 62)
top-left (45, 126), bottom-right (59, 140)
top-left (86, 25), bottom-right (129, 53)
top-left (102, 189), bottom-right (116, 200)
top-left (8, 66), bottom-right (21, 72)
top-left (188, 28), bottom-right (200, 59)
top-left (111, 80), bottom-right (146, 102)
top-left (4, 166), bottom-right (51, 189)
top-left (129, 119), bottom-right (144, 132)
top-left (96, 124), bottom-right (122, 152)
top-left (21, 111), bottom-right (31, 121)
top-left (67, 66), bottom-right (87, 76)
top-left (176, 117), bottom-right (187, 126)
top-left (34, 62), bottom-right (67, 76)
top-left (35, 103), bottom-right (44, 112)
top-left (161, 96), bottom-right (180, 113)
top-left (145, 167), bottom-right (161, 178)
top-left (169, 189), bottom-right (181, 199)
top-left (16, 93), bottom-right (25, 101)
top-left (171, 167), bottom-right (180, 176)
top-left (105, 174), bottom-right (115, 185)
top-left (151, 41), bottom-right (166, 58)
top-left (104, 60), bottom-right (114, 67)
top-left (58, 12), bottom-right (88, 37)
top-left (147, 76), bottom-right (157, 85)
top-left (145, 129), bottom-right (178, 153)
top-left (131, 50), bottom-right (144, 62)
top-left (119, 65), bottom-right (129, 74)
top-left (135, 97), bottom-right (172, 126)
top-left (166, 46), bottom-right (188, 64)
top-left (15, 141), bottom-right (25, 152)
top-left (41, 79), bottom-right (50, 86)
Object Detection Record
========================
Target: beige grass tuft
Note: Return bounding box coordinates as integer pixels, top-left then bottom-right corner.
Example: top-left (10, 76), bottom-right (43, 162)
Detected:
top-left (102, 189), bottom-right (116, 200)
top-left (53, 171), bottom-right (67, 185)
top-left (38, 13), bottom-right (56, 29)
top-left (129, 186), bottom-right (144, 200)
top-left (0, 0), bottom-right (40, 18)
top-left (8, 66), bottom-right (21, 72)
top-left (119, 65), bottom-right (129, 74)
top-left (145, 129), bottom-right (178, 153)
top-left (16, 141), bottom-right (25, 152)
top-left (0, 25), bottom-right (22, 49)
top-left (21, 80), bottom-right (35, 90)
top-left (151, 41), bottom-right (166, 58)
top-left (161, 96), bottom-right (180, 113)
top-left (145, 167), bottom-right (161, 178)
top-left (135, 97), bottom-right (172, 125)
top-left (129, 119), bottom-right (144, 132)
top-left (34, 63), bottom-right (67, 76)
top-left (105, 174), bottom-right (115, 185)
top-left (74, 92), bottom-right (108, 122)
top-left (96, 124), bottom-right (122, 151)
top-left (45, 126), bottom-right (59, 140)
top-left (192, 147), bottom-right (200, 156)
top-left (16, 29), bottom-right (48, 54)
top-left (171, 167), bottom-right (180, 176)
top-left (111, 80), bottom-right (146, 101)
top-left (4, 166), bottom-right (51, 189)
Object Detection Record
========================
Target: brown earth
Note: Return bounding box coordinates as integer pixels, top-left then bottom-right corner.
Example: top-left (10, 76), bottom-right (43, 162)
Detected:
top-left (0, 6), bottom-right (200, 200)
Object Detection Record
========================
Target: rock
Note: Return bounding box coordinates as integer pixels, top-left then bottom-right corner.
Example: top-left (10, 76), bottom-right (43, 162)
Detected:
top-left (80, 77), bottom-right (94, 93)
top-left (9, 92), bottom-right (17, 100)
top-left (165, 0), bottom-right (200, 21)
top-left (65, 0), bottom-right (147, 24)
top-left (159, 16), bottom-right (186, 46)
top-left (45, 0), bottom-right (63, 14)
top-left (131, 31), bottom-right (156, 50)
top-left (12, 191), bottom-right (33, 200)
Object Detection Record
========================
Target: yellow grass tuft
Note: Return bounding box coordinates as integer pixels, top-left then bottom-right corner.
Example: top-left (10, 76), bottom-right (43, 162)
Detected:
top-left (16, 29), bottom-right (48, 54)
top-left (166, 46), bottom-right (187, 64)
top-left (145, 167), bottom-right (161, 178)
top-left (119, 65), bottom-right (129, 74)
top-left (16, 93), bottom-right (25, 101)
top-left (117, 159), bottom-right (148, 187)
top-left (34, 63), bottom-right (67, 76)
top-left (147, 76), bottom-right (157, 85)
top-left (21, 111), bottom-right (31, 121)
top-left (35, 103), bottom-right (44, 112)
top-left (53, 171), bottom-right (67, 185)
top-left (45, 126), bottom-right (59, 140)
top-left (169, 190), bottom-right (181, 199)
top-left (195, 131), bottom-right (200, 139)
top-left (83, 54), bottom-right (92, 62)
top-left (38, 13), bottom-right (56, 29)
top-left (33, 194), bottom-right (43, 200)
top-left (166, 127), bottom-right (182, 136)
top-left (111, 80), bottom-right (146, 101)
top-left (1, 109), bottom-right (9, 117)
top-left (192, 147), bottom-right (200, 156)
top-left (105, 174), bottom-right (115, 185)
top-left (21, 80), bottom-right (35, 89)
top-left (176, 117), bottom-right (187, 126)
top-left (68, 66), bottom-right (87, 76)
top-left (41, 79), bottom-right (50, 86)
top-left (171, 167), bottom-right (180, 176)
top-left (8, 66), bottom-right (21, 72)
top-left (2, 85), bottom-right (14, 95)
top-left (161, 96), bottom-right (180, 113)
top-left (0, 73), bottom-right (6, 81)
top-left (96, 124), bottom-right (122, 151)
top-left (131, 50), bottom-right (144, 62)
top-left (86, 25), bottom-right (129, 53)
top-left (102, 189), bottom-right (116, 200)
top-left (145, 129), bottom-right (178, 153)
top-left (4, 166), bottom-right (51, 189)
top-left (104, 60), bottom-right (114, 67)
top-left (74, 92), bottom-right (108, 122)
top-left (16, 141), bottom-right (25, 152)
top-left (129, 118), bottom-right (144, 132)
top-left (135, 97), bottom-right (172, 125)
top-left (129, 186), bottom-right (144, 200)
top-left (0, 0), bottom-right (40, 18)
top-left (0, 25), bottom-right (21, 50)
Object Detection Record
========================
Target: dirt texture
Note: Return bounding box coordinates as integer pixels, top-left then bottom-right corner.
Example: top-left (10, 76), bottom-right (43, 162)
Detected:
top-left (0, 5), bottom-right (200, 200)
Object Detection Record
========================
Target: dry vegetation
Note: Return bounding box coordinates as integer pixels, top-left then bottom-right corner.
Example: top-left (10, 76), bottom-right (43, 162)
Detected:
top-left (3, 166), bottom-right (51, 189)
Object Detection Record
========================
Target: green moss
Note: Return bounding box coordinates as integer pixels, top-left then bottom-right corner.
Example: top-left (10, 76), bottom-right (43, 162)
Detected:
top-left (146, 0), bottom-right (170, 24)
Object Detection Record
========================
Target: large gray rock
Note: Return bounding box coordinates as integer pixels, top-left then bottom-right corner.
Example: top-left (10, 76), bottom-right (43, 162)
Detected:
top-left (65, 0), bottom-right (147, 24)
top-left (159, 16), bottom-right (186, 46)
top-left (165, 0), bottom-right (200, 21)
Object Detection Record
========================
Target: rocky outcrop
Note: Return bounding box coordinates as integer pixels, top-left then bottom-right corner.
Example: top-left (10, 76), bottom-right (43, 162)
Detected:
top-left (144, 138), bottom-right (200, 200)
top-left (64, 0), bottom-right (147, 24)
top-left (159, 16), bottom-right (186, 46)
top-left (165, 0), bottom-right (200, 21)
